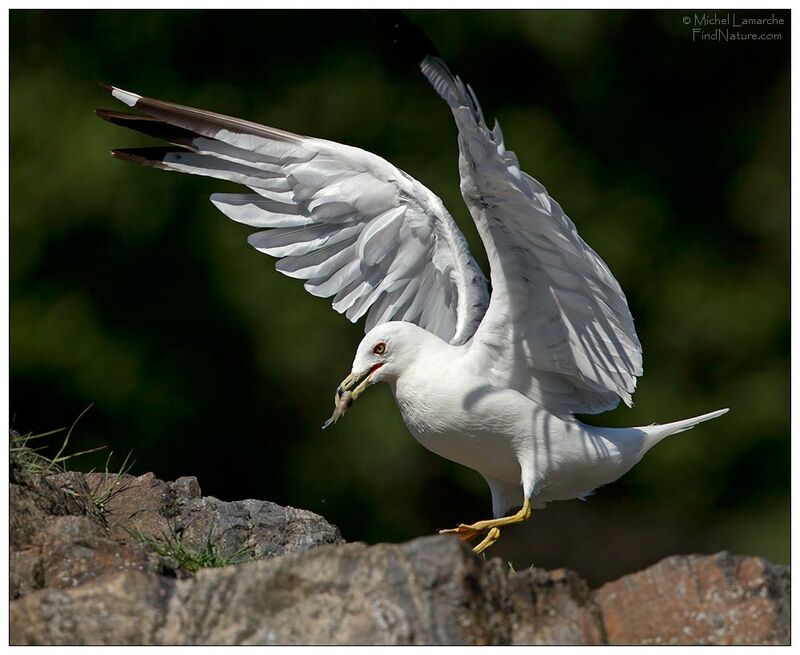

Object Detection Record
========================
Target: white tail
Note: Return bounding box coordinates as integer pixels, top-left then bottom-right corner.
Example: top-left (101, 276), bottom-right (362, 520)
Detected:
top-left (641, 408), bottom-right (729, 448)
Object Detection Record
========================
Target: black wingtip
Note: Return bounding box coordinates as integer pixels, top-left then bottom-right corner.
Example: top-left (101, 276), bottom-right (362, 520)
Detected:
top-left (95, 108), bottom-right (150, 124)
top-left (110, 148), bottom-right (146, 163)
top-left (97, 81), bottom-right (113, 93)
top-left (111, 147), bottom-right (164, 166)
top-left (111, 146), bottom-right (193, 165)
top-left (95, 107), bottom-right (123, 123)
top-left (97, 109), bottom-right (203, 150)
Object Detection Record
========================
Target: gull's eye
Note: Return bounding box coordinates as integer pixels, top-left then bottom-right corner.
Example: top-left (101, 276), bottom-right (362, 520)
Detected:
top-left (373, 341), bottom-right (387, 355)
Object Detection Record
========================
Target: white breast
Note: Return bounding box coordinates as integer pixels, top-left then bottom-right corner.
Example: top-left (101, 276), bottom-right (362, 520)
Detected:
top-left (390, 367), bottom-right (529, 486)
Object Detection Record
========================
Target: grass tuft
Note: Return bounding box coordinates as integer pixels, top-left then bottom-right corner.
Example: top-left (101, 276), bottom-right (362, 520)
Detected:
top-left (11, 405), bottom-right (105, 476)
top-left (130, 523), bottom-right (254, 573)
top-left (89, 449), bottom-right (135, 512)
top-left (11, 407), bottom-right (137, 517)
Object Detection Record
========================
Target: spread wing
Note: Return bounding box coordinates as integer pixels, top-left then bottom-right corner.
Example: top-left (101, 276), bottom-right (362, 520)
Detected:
top-left (97, 85), bottom-right (489, 344)
top-left (422, 57), bottom-right (643, 415)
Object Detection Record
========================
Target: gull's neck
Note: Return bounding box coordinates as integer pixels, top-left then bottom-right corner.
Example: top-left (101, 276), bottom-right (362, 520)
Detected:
top-left (388, 325), bottom-right (463, 391)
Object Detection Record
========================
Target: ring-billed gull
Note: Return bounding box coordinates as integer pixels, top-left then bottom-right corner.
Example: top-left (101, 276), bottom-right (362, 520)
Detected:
top-left (97, 56), bottom-right (728, 554)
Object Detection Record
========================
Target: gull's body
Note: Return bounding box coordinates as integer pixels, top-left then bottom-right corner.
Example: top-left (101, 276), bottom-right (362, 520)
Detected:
top-left (356, 321), bottom-right (723, 519)
top-left (98, 53), bottom-right (727, 551)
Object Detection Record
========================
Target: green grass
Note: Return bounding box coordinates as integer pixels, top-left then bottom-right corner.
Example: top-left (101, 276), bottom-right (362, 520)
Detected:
top-left (90, 449), bottom-right (135, 513)
top-left (11, 409), bottom-right (251, 574)
top-left (11, 405), bottom-right (105, 476)
top-left (11, 406), bottom-right (135, 516)
top-left (131, 523), bottom-right (254, 573)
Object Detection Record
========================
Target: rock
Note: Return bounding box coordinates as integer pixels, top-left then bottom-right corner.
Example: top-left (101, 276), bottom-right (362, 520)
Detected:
top-left (10, 550), bottom-right (44, 600)
top-left (507, 566), bottom-right (604, 644)
top-left (10, 451), bottom-right (342, 601)
top-left (9, 467), bottom-right (154, 599)
top-left (9, 456), bottom-right (789, 645)
top-left (85, 471), bottom-right (343, 561)
top-left (504, 553), bottom-right (789, 646)
top-left (160, 536), bottom-right (511, 645)
top-left (10, 468), bottom-right (89, 551)
top-left (593, 552), bottom-right (790, 645)
top-left (35, 515), bottom-right (152, 591)
top-left (11, 571), bottom-right (174, 645)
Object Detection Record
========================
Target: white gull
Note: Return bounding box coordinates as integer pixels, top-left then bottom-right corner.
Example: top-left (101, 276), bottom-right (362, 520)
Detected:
top-left (98, 56), bottom-right (728, 553)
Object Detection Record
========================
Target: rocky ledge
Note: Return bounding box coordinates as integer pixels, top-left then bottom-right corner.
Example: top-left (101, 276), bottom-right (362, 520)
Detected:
top-left (10, 455), bottom-right (789, 645)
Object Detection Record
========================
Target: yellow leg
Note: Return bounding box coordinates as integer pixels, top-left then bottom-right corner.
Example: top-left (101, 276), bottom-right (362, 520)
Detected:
top-left (472, 527), bottom-right (501, 554)
top-left (439, 498), bottom-right (533, 549)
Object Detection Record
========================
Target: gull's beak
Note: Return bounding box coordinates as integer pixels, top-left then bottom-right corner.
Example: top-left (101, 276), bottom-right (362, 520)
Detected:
top-left (335, 371), bottom-right (361, 400)
top-left (336, 364), bottom-right (382, 404)
top-left (323, 364), bottom-right (383, 430)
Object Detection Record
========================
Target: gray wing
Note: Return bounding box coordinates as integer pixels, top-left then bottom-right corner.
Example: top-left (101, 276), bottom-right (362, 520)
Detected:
top-left (98, 85), bottom-right (489, 344)
top-left (422, 57), bottom-right (643, 415)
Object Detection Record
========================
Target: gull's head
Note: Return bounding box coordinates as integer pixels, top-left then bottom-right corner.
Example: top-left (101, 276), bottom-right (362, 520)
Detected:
top-left (324, 322), bottom-right (430, 428)
top-left (348, 321), bottom-right (427, 386)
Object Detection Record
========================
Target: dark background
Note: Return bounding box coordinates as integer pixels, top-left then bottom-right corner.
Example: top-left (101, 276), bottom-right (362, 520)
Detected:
top-left (10, 9), bottom-right (789, 585)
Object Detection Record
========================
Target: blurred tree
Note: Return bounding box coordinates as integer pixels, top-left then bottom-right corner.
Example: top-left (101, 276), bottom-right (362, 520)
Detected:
top-left (10, 9), bottom-right (789, 584)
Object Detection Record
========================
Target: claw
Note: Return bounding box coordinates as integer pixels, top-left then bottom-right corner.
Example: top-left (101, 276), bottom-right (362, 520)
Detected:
top-left (439, 524), bottom-right (483, 542)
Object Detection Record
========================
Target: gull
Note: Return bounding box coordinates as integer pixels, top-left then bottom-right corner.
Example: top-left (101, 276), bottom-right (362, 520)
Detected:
top-left (97, 56), bottom-right (728, 554)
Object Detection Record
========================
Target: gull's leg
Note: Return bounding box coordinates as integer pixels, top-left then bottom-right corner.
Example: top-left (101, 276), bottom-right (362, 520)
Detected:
top-left (472, 527), bottom-right (501, 554)
top-left (439, 498), bottom-right (532, 543)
